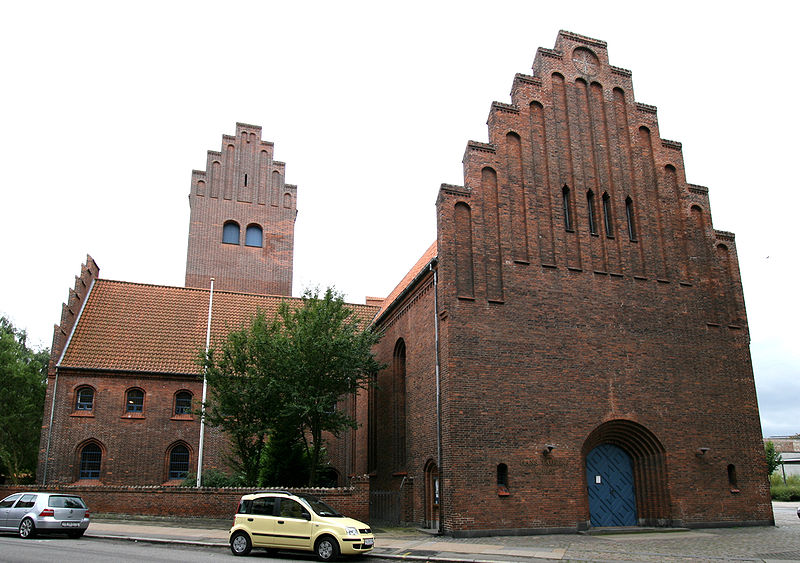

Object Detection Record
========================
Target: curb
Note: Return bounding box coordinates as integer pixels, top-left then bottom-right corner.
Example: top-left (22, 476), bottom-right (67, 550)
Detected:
top-left (84, 532), bottom-right (507, 563)
top-left (85, 533), bottom-right (227, 548)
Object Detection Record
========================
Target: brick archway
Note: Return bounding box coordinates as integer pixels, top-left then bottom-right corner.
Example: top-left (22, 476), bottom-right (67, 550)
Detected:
top-left (582, 420), bottom-right (671, 527)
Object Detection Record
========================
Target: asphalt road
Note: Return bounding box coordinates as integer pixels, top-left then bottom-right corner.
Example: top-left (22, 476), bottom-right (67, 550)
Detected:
top-left (0, 536), bottom-right (396, 563)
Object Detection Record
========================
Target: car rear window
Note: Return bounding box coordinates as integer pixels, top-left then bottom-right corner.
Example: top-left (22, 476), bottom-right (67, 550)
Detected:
top-left (48, 495), bottom-right (87, 509)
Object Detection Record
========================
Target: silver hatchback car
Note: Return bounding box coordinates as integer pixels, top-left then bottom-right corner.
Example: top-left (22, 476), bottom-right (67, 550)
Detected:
top-left (0, 492), bottom-right (90, 538)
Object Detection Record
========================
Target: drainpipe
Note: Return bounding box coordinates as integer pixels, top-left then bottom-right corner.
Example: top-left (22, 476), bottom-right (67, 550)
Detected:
top-left (197, 277), bottom-right (214, 487)
top-left (42, 369), bottom-right (59, 485)
top-left (431, 262), bottom-right (443, 535)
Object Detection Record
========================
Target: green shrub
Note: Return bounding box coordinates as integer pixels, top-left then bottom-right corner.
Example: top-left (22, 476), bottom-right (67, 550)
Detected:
top-left (770, 472), bottom-right (800, 487)
top-left (181, 468), bottom-right (246, 488)
top-left (770, 483), bottom-right (800, 501)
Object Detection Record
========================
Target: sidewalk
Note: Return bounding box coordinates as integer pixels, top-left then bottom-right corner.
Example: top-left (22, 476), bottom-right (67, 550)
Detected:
top-left (85, 502), bottom-right (800, 562)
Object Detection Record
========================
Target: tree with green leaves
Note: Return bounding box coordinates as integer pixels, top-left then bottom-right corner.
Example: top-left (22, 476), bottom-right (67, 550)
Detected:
top-left (765, 440), bottom-right (782, 476)
top-left (202, 288), bottom-right (383, 486)
top-left (202, 311), bottom-right (284, 485)
top-left (276, 288), bottom-right (385, 485)
top-left (0, 317), bottom-right (48, 483)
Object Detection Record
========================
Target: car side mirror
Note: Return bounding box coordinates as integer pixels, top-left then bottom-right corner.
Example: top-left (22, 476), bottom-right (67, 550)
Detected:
top-left (303, 511), bottom-right (311, 520)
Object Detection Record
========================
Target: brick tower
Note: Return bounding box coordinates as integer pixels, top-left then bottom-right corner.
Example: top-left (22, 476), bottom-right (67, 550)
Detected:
top-left (185, 123), bottom-right (296, 295)
top-left (368, 30), bottom-right (771, 534)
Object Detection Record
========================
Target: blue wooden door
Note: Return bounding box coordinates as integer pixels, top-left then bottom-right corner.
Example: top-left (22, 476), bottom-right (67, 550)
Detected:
top-left (586, 444), bottom-right (637, 526)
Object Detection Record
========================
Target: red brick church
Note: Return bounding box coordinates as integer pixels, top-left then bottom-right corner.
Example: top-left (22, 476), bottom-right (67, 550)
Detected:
top-left (38, 31), bottom-right (773, 534)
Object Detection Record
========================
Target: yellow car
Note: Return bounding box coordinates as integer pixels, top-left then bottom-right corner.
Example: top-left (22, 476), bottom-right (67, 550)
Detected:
top-left (229, 490), bottom-right (374, 560)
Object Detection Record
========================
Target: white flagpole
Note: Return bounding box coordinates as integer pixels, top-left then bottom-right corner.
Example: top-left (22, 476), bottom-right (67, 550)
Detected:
top-left (197, 277), bottom-right (214, 487)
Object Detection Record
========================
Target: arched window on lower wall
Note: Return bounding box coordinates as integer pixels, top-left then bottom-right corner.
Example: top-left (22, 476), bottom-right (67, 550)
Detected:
top-left (79, 443), bottom-right (102, 479)
top-left (168, 444), bottom-right (190, 480)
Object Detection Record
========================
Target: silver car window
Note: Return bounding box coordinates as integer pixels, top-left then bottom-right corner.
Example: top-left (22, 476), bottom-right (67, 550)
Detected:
top-left (16, 494), bottom-right (37, 508)
top-left (0, 494), bottom-right (21, 508)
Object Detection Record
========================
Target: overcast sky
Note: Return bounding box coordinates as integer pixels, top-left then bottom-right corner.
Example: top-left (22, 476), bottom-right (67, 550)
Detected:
top-left (2, 1), bottom-right (798, 438)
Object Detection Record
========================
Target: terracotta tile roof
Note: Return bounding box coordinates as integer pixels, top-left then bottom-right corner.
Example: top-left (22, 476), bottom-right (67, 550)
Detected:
top-left (59, 280), bottom-right (379, 375)
top-left (375, 241), bottom-right (437, 321)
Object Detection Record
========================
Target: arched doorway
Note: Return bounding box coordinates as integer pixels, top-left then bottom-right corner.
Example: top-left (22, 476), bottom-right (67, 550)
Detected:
top-left (424, 460), bottom-right (439, 529)
top-left (583, 420), bottom-right (671, 528)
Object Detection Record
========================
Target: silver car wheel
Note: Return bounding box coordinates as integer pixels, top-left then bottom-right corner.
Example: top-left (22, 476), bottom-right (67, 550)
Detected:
top-left (230, 531), bottom-right (251, 556)
top-left (19, 518), bottom-right (35, 539)
top-left (315, 536), bottom-right (339, 561)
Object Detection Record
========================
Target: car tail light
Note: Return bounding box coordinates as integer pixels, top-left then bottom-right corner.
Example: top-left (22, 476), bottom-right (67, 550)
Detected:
top-left (40, 508), bottom-right (55, 517)
top-left (85, 510), bottom-right (90, 519)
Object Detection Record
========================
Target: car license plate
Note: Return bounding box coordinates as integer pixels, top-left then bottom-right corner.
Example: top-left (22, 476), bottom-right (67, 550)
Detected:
top-left (61, 521), bottom-right (80, 527)
top-left (364, 538), bottom-right (374, 547)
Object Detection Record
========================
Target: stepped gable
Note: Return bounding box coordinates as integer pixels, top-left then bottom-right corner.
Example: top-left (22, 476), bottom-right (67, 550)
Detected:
top-left (50, 255), bottom-right (99, 373)
top-left (185, 123), bottom-right (297, 296)
top-left (438, 29), bottom-right (743, 329)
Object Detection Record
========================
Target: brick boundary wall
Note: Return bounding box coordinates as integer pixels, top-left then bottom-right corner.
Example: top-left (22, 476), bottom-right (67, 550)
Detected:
top-left (0, 475), bottom-right (370, 523)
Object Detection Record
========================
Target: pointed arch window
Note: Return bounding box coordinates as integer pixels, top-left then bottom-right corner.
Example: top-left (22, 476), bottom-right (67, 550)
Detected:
top-left (79, 443), bottom-right (102, 479)
top-left (222, 221), bottom-right (240, 245)
top-left (625, 196), bottom-right (637, 240)
top-left (602, 192), bottom-right (613, 237)
top-left (245, 224), bottom-right (263, 247)
top-left (393, 339), bottom-right (407, 470)
top-left (562, 186), bottom-right (573, 231)
top-left (168, 444), bottom-right (190, 480)
top-left (586, 190), bottom-right (597, 235)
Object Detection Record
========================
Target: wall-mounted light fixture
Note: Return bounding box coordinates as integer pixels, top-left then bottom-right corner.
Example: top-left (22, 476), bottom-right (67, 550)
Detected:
top-left (543, 444), bottom-right (555, 455)
top-left (697, 447), bottom-right (710, 456)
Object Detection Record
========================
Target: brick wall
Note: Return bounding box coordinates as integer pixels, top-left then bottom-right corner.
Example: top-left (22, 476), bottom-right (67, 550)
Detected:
top-left (370, 272), bottom-right (437, 525)
top-left (0, 475), bottom-right (370, 522)
top-left (38, 370), bottom-right (228, 485)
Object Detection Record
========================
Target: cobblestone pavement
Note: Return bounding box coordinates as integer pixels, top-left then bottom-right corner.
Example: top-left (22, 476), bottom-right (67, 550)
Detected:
top-left (392, 503), bottom-right (800, 562)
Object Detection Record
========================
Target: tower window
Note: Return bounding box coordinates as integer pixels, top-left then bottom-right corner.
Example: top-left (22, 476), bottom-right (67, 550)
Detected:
top-left (562, 186), bottom-right (573, 231)
top-left (625, 196), bottom-right (637, 240)
top-left (245, 224), bottom-right (263, 247)
top-left (602, 192), bottom-right (613, 237)
top-left (222, 221), bottom-right (240, 245)
top-left (587, 190), bottom-right (597, 235)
